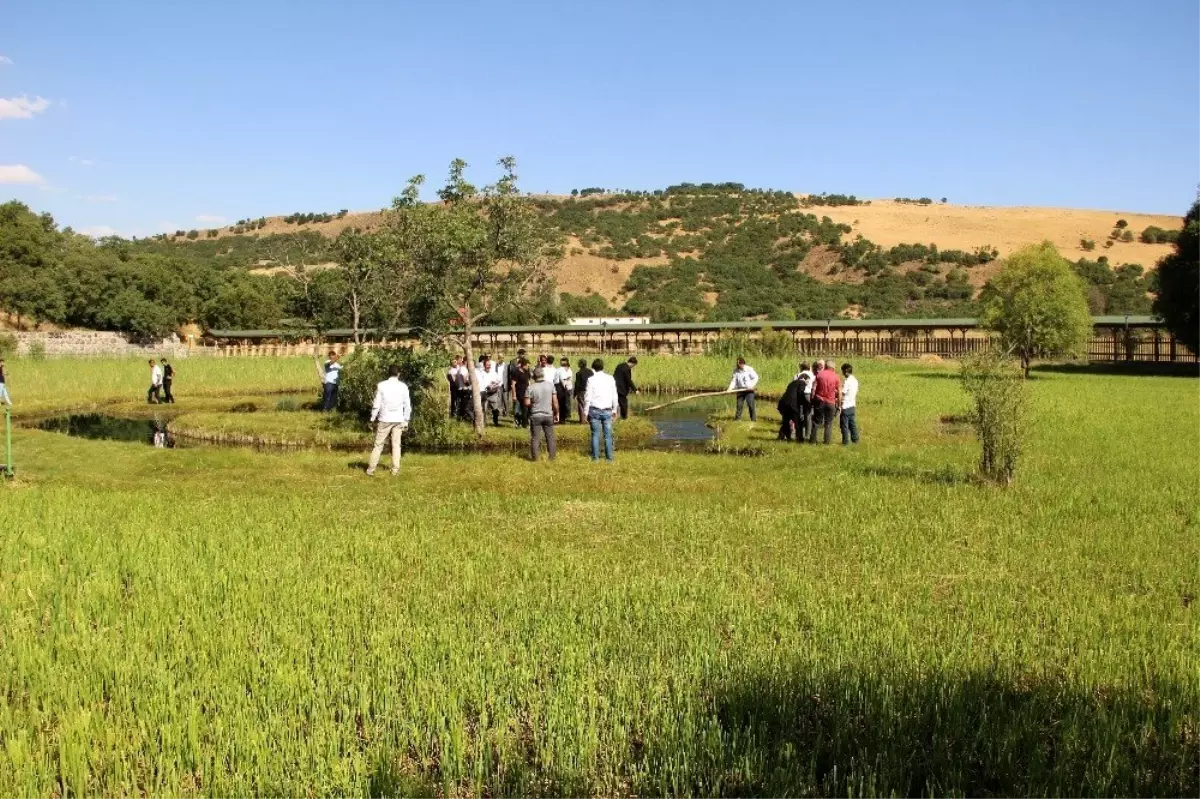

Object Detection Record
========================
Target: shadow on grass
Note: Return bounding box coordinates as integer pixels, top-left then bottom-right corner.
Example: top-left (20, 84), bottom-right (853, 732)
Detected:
top-left (363, 667), bottom-right (1197, 797)
top-left (1032, 361), bottom-right (1199, 378)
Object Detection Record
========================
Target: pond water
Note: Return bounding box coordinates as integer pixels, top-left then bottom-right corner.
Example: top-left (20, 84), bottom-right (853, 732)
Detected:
top-left (632, 393), bottom-right (730, 443)
top-left (36, 414), bottom-right (182, 448)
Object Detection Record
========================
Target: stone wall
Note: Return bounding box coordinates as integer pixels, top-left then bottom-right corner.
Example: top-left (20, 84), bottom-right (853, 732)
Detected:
top-left (7, 331), bottom-right (189, 358)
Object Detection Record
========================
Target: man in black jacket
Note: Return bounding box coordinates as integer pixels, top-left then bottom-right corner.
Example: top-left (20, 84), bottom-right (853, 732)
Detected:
top-left (573, 358), bottom-right (593, 424)
top-left (160, 358), bottom-right (176, 403)
top-left (777, 373), bottom-right (807, 441)
top-left (613, 356), bottom-right (637, 420)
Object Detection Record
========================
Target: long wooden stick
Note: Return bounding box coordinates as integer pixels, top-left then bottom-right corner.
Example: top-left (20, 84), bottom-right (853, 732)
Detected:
top-left (643, 389), bottom-right (741, 412)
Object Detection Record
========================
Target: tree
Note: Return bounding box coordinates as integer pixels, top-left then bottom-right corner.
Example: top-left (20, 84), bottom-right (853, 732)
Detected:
top-left (979, 241), bottom-right (1092, 377)
top-left (961, 347), bottom-right (1029, 485)
top-left (383, 157), bottom-right (561, 436)
top-left (332, 228), bottom-right (385, 344)
top-left (1152, 198), bottom-right (1199, 354)
top-left (1115, 219), bottom-right (1128, 229)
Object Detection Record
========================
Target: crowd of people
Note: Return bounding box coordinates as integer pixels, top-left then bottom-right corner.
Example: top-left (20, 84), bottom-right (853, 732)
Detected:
top-left (775, 359), bottom-right (859, 445)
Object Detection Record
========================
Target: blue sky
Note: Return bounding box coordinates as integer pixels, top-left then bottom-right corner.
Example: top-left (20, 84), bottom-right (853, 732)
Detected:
top-left (2, 0), bottom-right (1197, 237)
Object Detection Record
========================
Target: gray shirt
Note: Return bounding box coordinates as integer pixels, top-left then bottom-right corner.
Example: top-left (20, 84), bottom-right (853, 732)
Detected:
top-left (527, 381), bottom-right (556, 416)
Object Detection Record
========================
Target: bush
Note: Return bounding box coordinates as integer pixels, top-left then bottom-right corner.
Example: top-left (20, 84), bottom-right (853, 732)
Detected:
top-left (709, 326), bottom-right (795, 359)
top-left (961, 348), bottom-right (1029, 486)
top-left (1120, 230), bottom-right (1134, 243)
top-left (1080, 239), bottom-right (1096, 251)
top-left (0, 333), bottom-right (16, 358)
top-left (186, 230), bottom-right (199, 240)
top-left (336, 345), bottom-right (451, 448)
top-left (1115, 219), bottom-right (1128, 229)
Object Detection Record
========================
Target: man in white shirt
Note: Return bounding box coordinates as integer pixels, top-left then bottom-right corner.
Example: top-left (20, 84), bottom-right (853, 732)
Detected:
top-left (554, 357), bottom-right (573, 424)
top-left (583, 358), bottom-right (619, 462)
top-left (367, 364), bottom-right (412, 476)
top-left (796, 361), bottom-right (816, 441)
top-left (726, 357), bottom-right (760, 422)
top-left (475, 354), bottom-right (504, 427)
top-left (839, 362), bottom-right (860, 445)
top-left (147, 359), bottom-right (163, 404)
top-left (322, 351), bottom-right (342, 412)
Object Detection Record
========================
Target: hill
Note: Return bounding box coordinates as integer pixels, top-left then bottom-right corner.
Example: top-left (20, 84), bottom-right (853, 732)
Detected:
top-left (189, 189), bottom-right (1178, 320)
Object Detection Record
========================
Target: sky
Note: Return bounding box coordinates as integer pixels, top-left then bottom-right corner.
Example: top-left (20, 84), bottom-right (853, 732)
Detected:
top-left (2, 0), bottom-right (1197, 238)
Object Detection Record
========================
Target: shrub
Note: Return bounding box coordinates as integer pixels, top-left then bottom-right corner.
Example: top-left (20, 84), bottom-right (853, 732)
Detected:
top-left (0, 333), bottom-right (16, 357)
top-left (1115, 219), bottom-right (1128, 229)
top-left (336, 345), bottom-right (451, 448)
top-left (186, 230), bottom-right (199, 240)
top-left (709, 326), bottom-right (795, 359)
top-left (960, 347), bottom-right (1029, 486)
top-left (1120, 230), bottom-right (1134, 243)
top-left (1080, 239), bottom-right (1096, 251)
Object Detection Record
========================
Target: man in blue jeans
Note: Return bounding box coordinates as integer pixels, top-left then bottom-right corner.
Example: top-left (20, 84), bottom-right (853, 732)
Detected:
top-left (840, 362), bottom-right (860, 444)
top-left (583, 358), bottom-right (618, 461)
top-left (321, 351), bottom-right (342, 411)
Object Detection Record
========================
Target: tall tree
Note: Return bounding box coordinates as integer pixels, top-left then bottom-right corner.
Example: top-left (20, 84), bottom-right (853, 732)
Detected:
top-left (383, 157), bottom-right (561, 435)
top-left (979, 241), bottom-right (1092, 377)
top-left (1152, 198), bottom-right (1199, 354)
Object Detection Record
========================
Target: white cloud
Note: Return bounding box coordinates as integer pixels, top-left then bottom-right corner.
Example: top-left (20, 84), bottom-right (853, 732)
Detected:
top-left (0, 164), bottom-right (46, 184)
top-left (79, 194), bottom-right (118, 203)
top-left (79, 225), bottom-right (120, 238)
top-left (0, 95), bottom-right (51, 120)
top-left (68, 155), bottom-right (95, 167)
top-left (0, 56), bottom-right (12, 66)
top-left (195, 214), bottom-right (227, 225)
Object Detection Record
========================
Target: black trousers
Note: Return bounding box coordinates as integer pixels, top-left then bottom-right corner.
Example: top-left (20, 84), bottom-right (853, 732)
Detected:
top-left (778, 410), bottom-right (799, 440)
top-left (556, 385), bottom-right (570, 423)
top-left (810, 401), bottom-right (836, 444)
top-left (162, 379), bottom-right (174, 403)
top-left (618, 392), bottom-right (629, 420)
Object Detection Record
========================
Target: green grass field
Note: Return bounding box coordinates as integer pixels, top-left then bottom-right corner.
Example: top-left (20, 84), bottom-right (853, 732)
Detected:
top-left (1, 356), bottom-right (1196, 796)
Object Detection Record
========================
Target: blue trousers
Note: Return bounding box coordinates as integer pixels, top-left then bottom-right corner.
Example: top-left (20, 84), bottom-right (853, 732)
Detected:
top-left (588, 409), bottom-right (615, 461)
top-left (322, 382), bottom-right (339, 411)
top-left (840, 406), bottom-right (859, 444)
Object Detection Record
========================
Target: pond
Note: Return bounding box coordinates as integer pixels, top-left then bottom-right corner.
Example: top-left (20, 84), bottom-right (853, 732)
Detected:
top-left (36, 414), bottom-right (183, 448)
top-left (632, 392), bottom-right (729, 443)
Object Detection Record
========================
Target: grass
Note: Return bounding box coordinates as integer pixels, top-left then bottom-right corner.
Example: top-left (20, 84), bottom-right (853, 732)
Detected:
top-left (0, 357), bottom-right (1197, 796)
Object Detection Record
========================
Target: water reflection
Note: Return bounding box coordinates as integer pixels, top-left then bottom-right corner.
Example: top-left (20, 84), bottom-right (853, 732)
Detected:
top-left (38, 414), bottom-right (177, 448)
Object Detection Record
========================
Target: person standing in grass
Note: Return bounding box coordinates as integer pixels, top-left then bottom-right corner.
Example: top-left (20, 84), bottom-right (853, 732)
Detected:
top-left (613, 356), bottom-right (638, 420)
top-left (555, 357), bottom-right (573, 424)
top-left (840, 362), bottom-right (860, 445)
top-left (147, 359), bottom-right (163, 404)
top-left (796, 361), bottom-right (815, 440)
top-left (510, 357), bottom-right (531, 428)
top-left (777, 371), bottom-right (807, 441)
top-left (584, 358), bottom-right (619, 462)
top-left (727, 357), bottom-right (759, 421)
top-left (574, 357), bottom-right (592, 424)
top-left (810, 360), bottom-right (840, 445)
top-left (160, 358), bottom-right (176, 404)
top-left (366, 363), bottom-right (411, 477)
top-left (322, 351), bottom-right (342, 411)
top-left (0, 357), bottom-right (11, 406)
top-left (498, 356), bottom-right (510, 420)
top-left (525, 367), bottom-right (558, 461)
top-left (475, 354), bottom-right (504, 427)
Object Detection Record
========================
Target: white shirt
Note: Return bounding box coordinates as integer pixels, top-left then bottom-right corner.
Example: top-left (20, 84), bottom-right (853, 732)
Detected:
top-left (475, 364), bottom-right (502, 393)
top-left (797, 369), bottom-right (815, 397)
top-left (324, 360), bottom-right (342, 385)
top-left (583, 370), bottom-right (618, 416)
top-left (446, 364), bottom-right (469, 390)
top-left (841, 374), bottom-right (859, 409)
top-left (556, 366), bottom-right (573, 391)
top-left (150, 365), bottom-right (163, 386)
top-left (371, 377), bottom-right (412, 424)
top-left (727, 365), bottom-right (759, 392)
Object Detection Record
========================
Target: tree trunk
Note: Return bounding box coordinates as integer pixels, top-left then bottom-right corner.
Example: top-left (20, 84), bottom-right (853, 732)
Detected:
top-left (1021, 350), bottom-right (1031, 379)
top-left (463, 320), bottom-right (485, 437)
top-left (351, 294), bottom-right (362, 345)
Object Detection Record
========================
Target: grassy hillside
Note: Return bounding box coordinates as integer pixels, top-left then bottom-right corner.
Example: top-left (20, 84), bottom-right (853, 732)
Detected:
top-left (166, 184), bottom-right (1177, 322)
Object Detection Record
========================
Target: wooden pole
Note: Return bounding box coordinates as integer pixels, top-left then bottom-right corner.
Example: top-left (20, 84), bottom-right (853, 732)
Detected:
top-left (643, 389), bottom-right (742, 412)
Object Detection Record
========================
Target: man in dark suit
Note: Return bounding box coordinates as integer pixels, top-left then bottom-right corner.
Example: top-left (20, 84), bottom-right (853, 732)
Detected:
top-left (613, 356), bottom-right (637, 420)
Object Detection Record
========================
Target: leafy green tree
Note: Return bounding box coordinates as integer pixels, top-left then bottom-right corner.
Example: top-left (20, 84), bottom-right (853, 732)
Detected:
top-left (383, 157), bottom-right (561, 436)
top-left (1152, 199), bottom-right (1199, 353)
top-left (979, 242), bottom-right (1092, 377)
